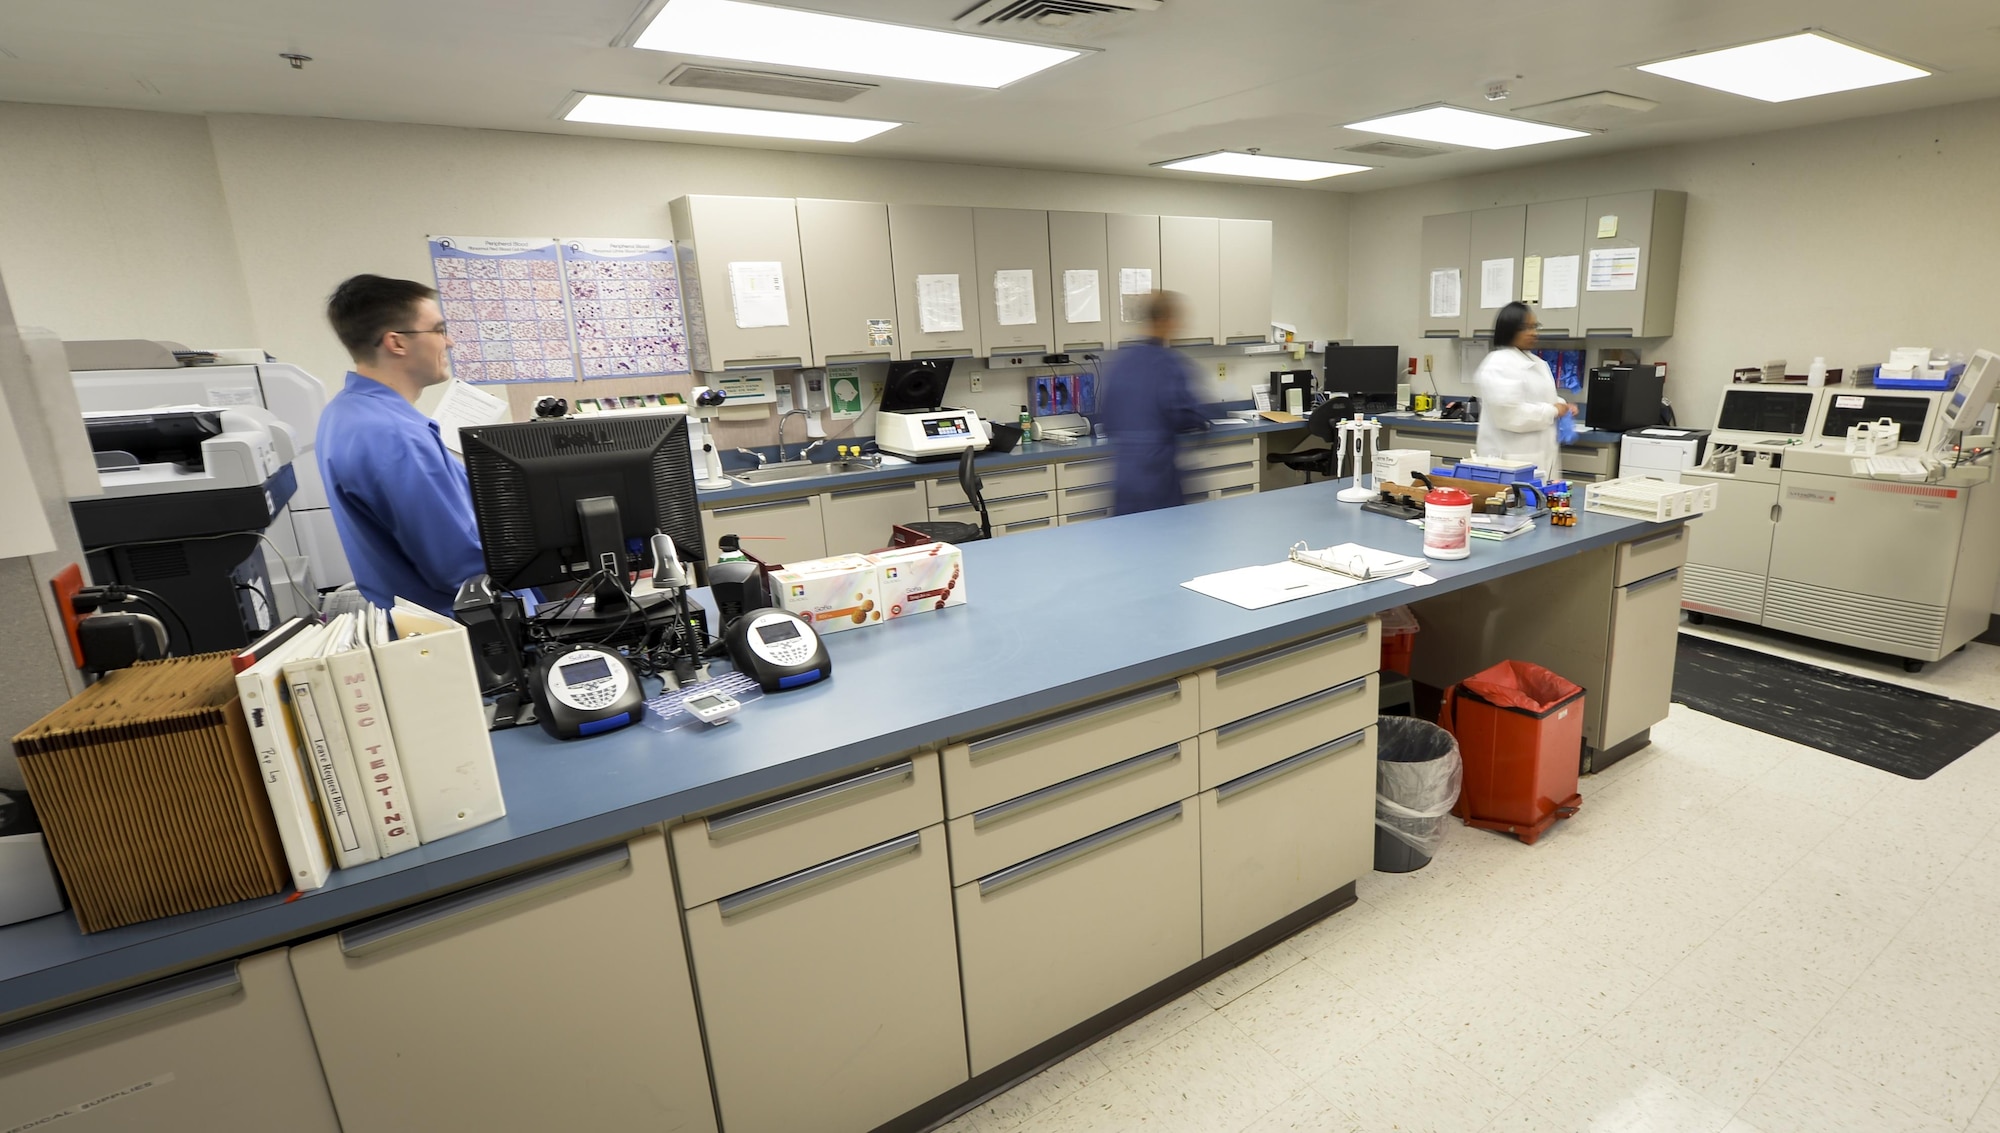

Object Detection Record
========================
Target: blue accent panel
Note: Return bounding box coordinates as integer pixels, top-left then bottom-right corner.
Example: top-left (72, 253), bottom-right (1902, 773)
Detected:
top-left (578, 713), bottom-right (632, 736)
top-left (776, 670), bottom-right (825, 690)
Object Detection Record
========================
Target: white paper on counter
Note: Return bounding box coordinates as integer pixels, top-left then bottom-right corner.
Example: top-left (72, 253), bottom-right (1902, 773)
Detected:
top-left (993, 269), bottom-right (1037, 327)
top-left (916, 273), bottom-right (964, 334)
top-left (1062, 269), bottom-right (1101, 323)
top-left (1586, 247), bottom-right (1640, 292)
top-left (1429, 268), bottom-right (1461, 319)
top-left (1181, 561), bottom-right (1359, 610)
top-left (1540, 255), bottom-right (1580, 309)
top-left (726, 261), bottom-right (789, 328)
top-left (429, 379), bottom-right (511, 454)
top-left (1479, 258), bottom-right (1514, 309)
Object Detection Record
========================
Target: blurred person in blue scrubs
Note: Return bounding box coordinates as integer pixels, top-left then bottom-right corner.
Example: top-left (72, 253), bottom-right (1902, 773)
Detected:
top-left (317, 275), bottom-right (485, 615)
top-left (1101, 291), bottom-right (1208, 515)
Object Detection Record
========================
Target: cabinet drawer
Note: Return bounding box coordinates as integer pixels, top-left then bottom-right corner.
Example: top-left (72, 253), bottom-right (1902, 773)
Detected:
top-left (701, 493), bottom-right (826, 567)
top-left (688, 825), bottom-right (967, 1133)
top-left (956, 802), bottom-right (1200, 1074)
top-left (946, 739), bottom-right (1195, 885)
top-left (992, 515), bottom-right (1056, 537)
top-left (1200, 727), bottom-right (1374, 954)
top-left (290, 834), bottom-right (714, 1133)
top-left (942, 675), bottom-right (1198, 817)
top-left (1199, 674), bottom-right (1375, 790)
top-left (1061, 508), bottom-right (1110, 525)
top-left (1185, 461), bottom-right (1259, 495)
top-left (1058, 483), bottom-right (1112, 515)
top-left (931, 463), bottom-right (1054, 507)
top-left (672, 752), bottom-right (943, 907)
top-left (1185, 437), bottom-right (1258, 471)
top-left (1056, 456), bottom-right (1116, 489)
top-left (1197, 618), bottom-right (1379, 731)
top-left (1561, 443), bottom-right (1618, 478)
top-left (822, 478), bottom-right (928, 556)
top-left (1604, 567), bottom-right (1683, 746)
top-left (0, 950), bottom-right (340, 1133)
top-left (1614, 523), bottom-right (1689, 586)
top-left (932, 490), bottom-right (1056, 528)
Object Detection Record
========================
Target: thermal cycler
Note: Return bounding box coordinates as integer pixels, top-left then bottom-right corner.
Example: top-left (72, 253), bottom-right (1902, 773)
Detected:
top-left (873, 359), bottom-right (989, 462)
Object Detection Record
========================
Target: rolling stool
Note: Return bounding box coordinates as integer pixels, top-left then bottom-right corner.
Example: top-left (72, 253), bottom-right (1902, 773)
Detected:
top-left (890, 447), bottom-right (990, 547)
top-left (1378, 672), bottom-right (1416, 717)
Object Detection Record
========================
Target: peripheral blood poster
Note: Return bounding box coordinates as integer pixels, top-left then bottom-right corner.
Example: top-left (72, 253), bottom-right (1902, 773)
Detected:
top-left (558, 238), bottom-right (690, 377)
top-left (428, 237), bottom-right (575, 383)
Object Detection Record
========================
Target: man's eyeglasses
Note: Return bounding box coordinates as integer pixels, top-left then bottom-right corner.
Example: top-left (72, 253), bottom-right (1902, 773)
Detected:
top-left (386, 323), bottom-right (449, 339)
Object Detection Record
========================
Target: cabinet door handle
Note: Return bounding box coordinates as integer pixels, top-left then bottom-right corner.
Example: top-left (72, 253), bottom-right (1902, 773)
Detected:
top-left (707, 760), bottom-right (915, 837)
top-left (973, 743), bottom-right (1182, 828)
top-left (1066, 508), bottom-right (1109, 520)
top-left (969, 682), bottom-right (1180, 758)
top-left (1005, 518), bottom-right (1052, 531)
top-left (1216, 730), bottom-right (1368, 802)
top-left (340, 844), bottom-right (631, 957)
top-left (1585, 328), bottom-right (1635, 338)
top-left (1540, 327), bottom-right (1572, 338)
top-left (1216, 623), bottom-right (1369, 679)
top-left (829, 481), bottom-right (917, 500)
top-left (723, 356), bottom-right (804, 369)
top-left (714, 496), bottom-right (812, 516)
top-left (1624, 567), bottom-right (1681, 595)
top-left (1629, 526), bottom-right (1684, 550)
top-left (1216, 675), bottom-right (1370, 740)
top-left (719, 831), bottom-right (922, 918)
top-left (1201, 461), bottom-right (1258, 475)
top-left (0, 961), bottom-right (240, 1059)
top-left (1219, 484), bottom-right (1255, 497)
top-left (977, 803), bottom-right (1182, 896)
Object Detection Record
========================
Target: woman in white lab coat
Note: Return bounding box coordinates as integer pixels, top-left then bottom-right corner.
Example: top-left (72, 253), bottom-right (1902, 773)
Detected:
top-left (1472, 301), bottom-right (1574, 481)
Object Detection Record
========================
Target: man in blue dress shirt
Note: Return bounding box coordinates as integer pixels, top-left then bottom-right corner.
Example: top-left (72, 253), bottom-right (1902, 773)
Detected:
top-left (317, 275), bottom-right (485, 614)
top-left (1099, 291), bottom-right (1209, 515)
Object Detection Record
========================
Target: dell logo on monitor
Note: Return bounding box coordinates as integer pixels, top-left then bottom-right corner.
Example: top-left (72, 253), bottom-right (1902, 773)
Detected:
top-left (551, 430), bottom-right (614, 449)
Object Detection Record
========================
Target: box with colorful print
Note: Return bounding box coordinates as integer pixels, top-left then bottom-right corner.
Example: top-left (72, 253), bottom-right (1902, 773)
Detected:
top-left (770, 555), bottom-right (882, 634)
top-left (870, 543), bottom-right (967, 620)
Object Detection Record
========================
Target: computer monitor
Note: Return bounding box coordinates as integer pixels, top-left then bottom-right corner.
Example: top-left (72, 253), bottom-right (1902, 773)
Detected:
top-left (1817, 394), bottom-right (1934, 445)
top-left (1939, 349), bottom-right (1999, 439)
top-left (461, 412), bottom-right (704, 609)
top-left (1715, 387), bottom-right (1815, 437)
top-left (1322, 346), bottom-right (1400, 398)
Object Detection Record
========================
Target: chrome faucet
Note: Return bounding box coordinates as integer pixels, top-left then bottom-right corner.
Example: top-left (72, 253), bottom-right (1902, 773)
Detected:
top-left (798, 438), bottom-right (828, 462)
top-left (776, 410), bottom-right (811, 463)
top-left (733, 447), bottom-right (768, 468)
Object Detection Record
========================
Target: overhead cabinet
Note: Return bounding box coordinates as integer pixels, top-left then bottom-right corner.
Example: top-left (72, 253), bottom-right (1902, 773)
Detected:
top-left (1419, 211), bottom-right (1472, 339)
top-left (670, 194), bottom-right (812, 371)
top-left (1106, 213), bottom-right (1161, 344)
top-left (797, 198), bottom-right (899, 367)
top-left (889, 204), bottom-right (984, 359)
top-left (1048, 210), bottom-right (1111, 353)
top-left (974, 208), bottom-right (1055, 356)
top-left (1468, 205), bottom-right (1525, 337)
top-left (1577, 189), bottom-right (1687, 339)
top-left (1159, 215), bottom-right (1222, 346)
top-left (1522, 197), bottom-right (1586, 338)
top-left (1218, 218), bottom-right (1274, 343)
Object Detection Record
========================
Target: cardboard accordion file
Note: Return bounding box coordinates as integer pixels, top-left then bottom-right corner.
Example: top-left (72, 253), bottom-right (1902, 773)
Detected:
top-left (11, 651), bottom-right (288, 933)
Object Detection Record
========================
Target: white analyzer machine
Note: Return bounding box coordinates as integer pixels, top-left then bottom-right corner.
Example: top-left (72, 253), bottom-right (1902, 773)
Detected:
top-left (1680, 350), bottom-right (2000, 670)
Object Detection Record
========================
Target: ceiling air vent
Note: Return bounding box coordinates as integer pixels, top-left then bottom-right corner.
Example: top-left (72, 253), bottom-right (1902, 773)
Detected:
top-left (1513, 91), bottom-right (1658, 131)
top-left (662, 64), bottom-right (875, 103)
top-left (1341, 141), bottom-right (1450, 159)
top-left (956, 0), bottom-right (1161, 39)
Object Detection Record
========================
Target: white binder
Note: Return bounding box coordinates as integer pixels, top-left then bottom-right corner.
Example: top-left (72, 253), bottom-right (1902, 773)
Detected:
top-left (325, 617), bottom-right (420, 858)
top-left (366, 602), bottom-right (507, 843)
top-left (285, 615), bottom-right (380, 870)
top-left (236, 626), bottom-right (333, 891)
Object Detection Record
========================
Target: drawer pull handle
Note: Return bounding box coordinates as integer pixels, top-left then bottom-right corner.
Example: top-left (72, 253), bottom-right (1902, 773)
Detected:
top-left (1216, 676), bottom-right (1370, 740)
top-left (1216, 624), bottom-right (1368, 679)
top-left (969, 683), bottom-right (1180, 758)
top-left (973, 744), bottom-right (1182, 828)
top-left (1629, 526), bottom-right (1685, 551)
top-left (829, 481), bottom-right (917, 500)
top-left (1585, 328), bottom-right (1635, 338)
top-left (1217, 730), bottom-right (1368, 801)
top-left (719, 831), bottom-right (922, 918)
top-left (1005, 519), bottom-right (1052, 531)
top-left (340, 844), bottom-right (631, 957)
top-left (1624, 567), bottom-right (1681, 595)
top-left (707, 760), bottom-right (916, 837)
top-left (1200, 461), bottom-right (1258, 475)
top-left (1067, 508), bottom-right (1109, 520)
top-left (723, 356), bottom-right (804, 369)
top-left (715, 496), bottom-right (812, 516)
top-left (0, 961), bottom-right (241, 1058)
top-left (977, 803), bottom-right (1182, 896)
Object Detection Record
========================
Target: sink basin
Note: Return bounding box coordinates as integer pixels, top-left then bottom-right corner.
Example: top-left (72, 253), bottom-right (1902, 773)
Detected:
top-left (731, 459), bottom-right (880, 485)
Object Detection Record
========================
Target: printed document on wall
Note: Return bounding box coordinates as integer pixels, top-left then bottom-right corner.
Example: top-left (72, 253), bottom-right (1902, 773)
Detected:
top-left (1429, 268), bottom-right (1461, 319)
top-left (428, 236), bottom-right (575, 383)
top-left (1479, 258), bottom-right (1514, 310)
top-left (1586, 247), bottom-right (1640, 292)
top-left (1521, 255), bottom-right (1543, 304)
top-left (917, 274), bottom-right (964, 334)
top-left (1118, 266), bottom-right (1153, 322)
top-left (1062, 269), bottom-right (1101, 323)
top-left (1540, 255), bottom-right (1580, 309)
top-left (993, 269), bottom-right (1037, 327)
top-left (727, 261), bottom-right (789, 328)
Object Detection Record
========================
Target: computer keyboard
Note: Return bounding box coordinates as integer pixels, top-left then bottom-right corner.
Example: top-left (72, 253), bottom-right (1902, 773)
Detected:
top-left (1860, 455), bottom-right (1932, 480)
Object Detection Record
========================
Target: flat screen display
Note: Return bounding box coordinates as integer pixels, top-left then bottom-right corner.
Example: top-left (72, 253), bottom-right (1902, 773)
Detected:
top-left (1322, 345), bottom-right (1400, 396)
top-left (757, 620), bottom-right (802, 644)
top-left (686, 694), bottom-right (725, 710)
top-left (1819, 394), bottom-right (1931, 440)
top-left (559, 656), bottom-right (612, 685)
top-left (1716, 389), bottom-right (1813, 436)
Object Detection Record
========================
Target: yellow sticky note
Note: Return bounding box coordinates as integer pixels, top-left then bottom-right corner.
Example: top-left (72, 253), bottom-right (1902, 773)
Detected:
top-left (1597, 215), bottom-right (1619, 238)
top-left (1521, 255), bottom-right (1543, 304)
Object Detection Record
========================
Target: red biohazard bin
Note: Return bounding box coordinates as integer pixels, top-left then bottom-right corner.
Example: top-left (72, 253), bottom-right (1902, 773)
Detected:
top-left (1439, 660), bottom-right (1584, 844)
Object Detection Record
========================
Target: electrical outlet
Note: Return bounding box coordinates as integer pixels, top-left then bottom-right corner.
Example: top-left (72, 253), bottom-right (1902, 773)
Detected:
top-left (969, 374), bottom-right (983, 392)
top-left (1424, 353), bottom-right (1434, 373)
top-left (1217, 362), bottom-right (1228, 380)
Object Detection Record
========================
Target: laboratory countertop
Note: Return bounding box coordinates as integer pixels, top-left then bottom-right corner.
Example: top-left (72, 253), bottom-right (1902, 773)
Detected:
top-left (1377, 413), bottom-right (1626, 446)
top-left (697, 416), bottom-right (1307, 507)
top-left (0, 481), bottom-right (1678, 1022)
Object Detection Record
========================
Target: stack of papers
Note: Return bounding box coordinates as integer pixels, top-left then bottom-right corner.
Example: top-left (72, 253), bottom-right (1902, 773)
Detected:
top-left (1182, 562), bottom-right (1358, 610)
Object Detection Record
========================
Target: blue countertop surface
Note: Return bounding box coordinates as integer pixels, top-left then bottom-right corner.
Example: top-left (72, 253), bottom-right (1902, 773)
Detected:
top-left (1377, 413), bottom-right (1625, 446)
top-left (0, 478), bottom-right (1674, 1021)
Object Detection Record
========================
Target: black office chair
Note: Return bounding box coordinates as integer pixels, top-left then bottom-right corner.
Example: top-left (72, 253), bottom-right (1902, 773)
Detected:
top-left (1265, 399), bottom-right (1347, 482)
top-left (890, 448), bottom-right (991, 547)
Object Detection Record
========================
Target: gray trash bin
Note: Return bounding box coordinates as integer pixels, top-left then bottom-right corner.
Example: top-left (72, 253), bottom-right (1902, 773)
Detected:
top-left (1374, 715), bottom-right (1462, 873)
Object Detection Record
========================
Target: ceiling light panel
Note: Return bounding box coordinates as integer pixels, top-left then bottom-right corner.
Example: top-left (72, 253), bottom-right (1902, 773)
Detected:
top-left (1344, 106), bottom-right (1589, 150)
top-left (1638, 31), bottom-right (1928, 103)
top-left (564, 93), bottom-right (899, 142)
top-left (1159, 151), bottom-right (1371, 181)
top-left (633, 0), bottom-right (1082, 89)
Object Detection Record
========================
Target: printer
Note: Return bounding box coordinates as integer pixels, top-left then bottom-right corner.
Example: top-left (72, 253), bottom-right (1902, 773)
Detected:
top-left (873, 359), bottom-right (989, 462)
top-left (1620, 427), bottom-right (1710, 483)
top-left (71, 405), bottom-right (300, 654)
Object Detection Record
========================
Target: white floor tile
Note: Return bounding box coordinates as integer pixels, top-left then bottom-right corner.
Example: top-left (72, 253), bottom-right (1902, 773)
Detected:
top-left (1308, 1022), bottom-right (1512, 1133)
top-left (1738, 1052), bottom-right (1960, 1133)
top-left (1014, 1070), bottom-right (1173, 1132)
top-left (1195, 939), bottom-right (1310, 1011)
top-left (1648, 934), bottom-right (1849, 1043)
top-left (1402, 972), bottom-right (1595, 1095)
top-left (941, 1049), bottom-right (1111, 1133)
top-left (1520, 1041), bottom-right (1735, 1133)
top-left (1085, 991), bottom-right (1212, 1073)
top-left (1594, 977), bottom-right (1795, 1111)
top-left (1218, 956), bottom-right (1407, 1080)
top-left (1238, 1089), bottom-right (1361, 1133)
top-left (1797, 984), bottom-right (2000, 1127)
top-left (1482, 1101), bottom-right (1557, 1131)
top-left (1114, 1012), bottom-right (1304, 1131)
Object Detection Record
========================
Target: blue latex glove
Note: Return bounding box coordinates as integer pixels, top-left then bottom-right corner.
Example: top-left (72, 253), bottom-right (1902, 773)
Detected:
top-left (1557, 411), bottom-right (1580, 444)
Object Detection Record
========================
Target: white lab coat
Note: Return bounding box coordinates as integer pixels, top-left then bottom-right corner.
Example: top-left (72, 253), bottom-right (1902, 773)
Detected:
top-left (1472, 347), bottom-right (1565, 481)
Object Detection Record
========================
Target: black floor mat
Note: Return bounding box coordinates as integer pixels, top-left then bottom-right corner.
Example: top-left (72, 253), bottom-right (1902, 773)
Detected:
top-left (1673, 635), bottom-right (2000, 780)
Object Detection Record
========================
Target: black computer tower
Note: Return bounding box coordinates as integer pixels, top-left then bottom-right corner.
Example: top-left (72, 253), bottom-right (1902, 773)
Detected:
top-left (1585, 365), bottom-right (1666, 432)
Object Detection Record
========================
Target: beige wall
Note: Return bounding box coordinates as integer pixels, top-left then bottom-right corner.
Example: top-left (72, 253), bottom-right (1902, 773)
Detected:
top-left (1344, 95), bottom-right (2000, 426)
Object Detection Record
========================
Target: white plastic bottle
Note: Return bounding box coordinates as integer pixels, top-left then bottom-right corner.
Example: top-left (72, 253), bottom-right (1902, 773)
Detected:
top-left (1807, 357), bottom-right (1827, 388)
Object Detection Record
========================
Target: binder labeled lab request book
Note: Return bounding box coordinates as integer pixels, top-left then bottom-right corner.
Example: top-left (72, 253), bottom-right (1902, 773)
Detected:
top-left (368, 604), bottom-right (507, 841)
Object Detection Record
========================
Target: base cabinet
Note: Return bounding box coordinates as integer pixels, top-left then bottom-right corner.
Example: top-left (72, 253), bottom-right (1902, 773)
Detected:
top-left (289, 833), bottom-right (716, 1133)
top-left (0, 950), bottom-right (340, 1133)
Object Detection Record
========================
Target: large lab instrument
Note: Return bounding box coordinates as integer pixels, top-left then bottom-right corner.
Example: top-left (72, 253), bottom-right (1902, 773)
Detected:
top-left (1681, 352), bottom-right (2000, 669)
top-left (875, 359), bottom-right (986, 462)
top-left (67, 340), bottom-right (349, 616)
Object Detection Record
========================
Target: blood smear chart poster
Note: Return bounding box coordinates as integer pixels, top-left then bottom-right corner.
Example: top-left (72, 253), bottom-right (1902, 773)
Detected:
top-left (559, 238), bottom-right (690, 377)
top-left (428, 237), bottom-right (576, 383)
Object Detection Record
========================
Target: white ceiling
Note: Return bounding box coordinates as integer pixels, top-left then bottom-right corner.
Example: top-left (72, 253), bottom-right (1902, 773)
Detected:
top-left (3, 0), bottom-right (2000, 190)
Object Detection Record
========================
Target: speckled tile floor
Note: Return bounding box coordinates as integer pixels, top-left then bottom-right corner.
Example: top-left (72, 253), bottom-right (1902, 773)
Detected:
top-left (939, 631), bottom-right (2000, 1133)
